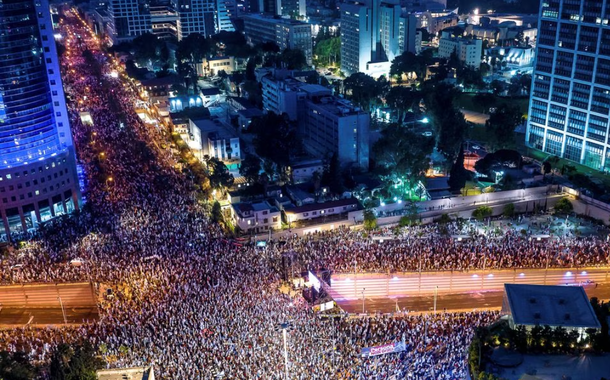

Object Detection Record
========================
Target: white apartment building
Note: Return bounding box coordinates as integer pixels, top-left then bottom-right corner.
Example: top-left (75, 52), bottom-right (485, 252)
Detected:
top-left (341, 0), bottom-right (415, 76)
top-left (438, 33), bottom-right (483, 69)
top-left (232, 201), bottom-right (282, 232)
top-left (107, 0), bottom-right (151, 44)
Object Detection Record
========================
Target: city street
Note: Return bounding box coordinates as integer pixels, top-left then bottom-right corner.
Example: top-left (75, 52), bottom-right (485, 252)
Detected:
top-left (328, 267), bottom-right (610, 299)
top-left (337, 284), bottom-right (610, 314)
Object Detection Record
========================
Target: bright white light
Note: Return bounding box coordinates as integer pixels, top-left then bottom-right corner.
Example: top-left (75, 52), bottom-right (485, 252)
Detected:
top-left (565, 271), bottom-right (573, 276)
top-left (474, 8), bottom-right (479, 15)
top-left (398, 200), bottom-right (402, 204)
top-left (421, 117), bottom-right (429, 123)
top-left (392, 276), bottom-right (399, 281)
top-left (581, 271), bottom-right (587, 275)
top-left (472, 274), bottom-right (478, 278)
top-left (488, 274), bottom-right (494, 278)
top-left (380, 202), bottom-right (386, 206)
top-left (110, 71), bottom-right (119, 78)
top-left (54, 33), bottom-right (62, 40)
top-left (519, 273), bottom-right (525, 277)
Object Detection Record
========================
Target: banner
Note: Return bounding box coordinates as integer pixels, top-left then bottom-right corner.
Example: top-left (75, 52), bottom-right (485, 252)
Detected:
top-left (360, 342), bottom-right (406, 358)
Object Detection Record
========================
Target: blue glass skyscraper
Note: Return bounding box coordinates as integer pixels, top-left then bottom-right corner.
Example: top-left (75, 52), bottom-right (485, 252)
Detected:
top-left (0, 0), bottom-right (81, 240)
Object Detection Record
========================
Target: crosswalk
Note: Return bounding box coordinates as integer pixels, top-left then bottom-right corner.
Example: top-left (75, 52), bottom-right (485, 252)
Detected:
top-left (0, 282), bottom-right (96, 308)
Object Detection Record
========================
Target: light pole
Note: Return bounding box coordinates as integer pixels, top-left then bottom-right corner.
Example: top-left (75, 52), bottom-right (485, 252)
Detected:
top-left (58, 296), bottom-right (67, 324)
top-left (361, 288), bottom-right (366, 314)
top-left (276, 322), bottom-right (294, 380)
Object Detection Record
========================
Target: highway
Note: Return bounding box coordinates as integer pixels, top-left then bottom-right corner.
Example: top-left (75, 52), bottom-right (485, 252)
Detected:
top-left (327, 267), bottom-right (610, 300)
top-left (337, 284), bottom-right (610, 314)
top-left (0, 283), bottom-right (99, 326)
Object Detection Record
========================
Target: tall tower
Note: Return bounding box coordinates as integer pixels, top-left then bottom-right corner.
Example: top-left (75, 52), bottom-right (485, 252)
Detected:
top-left (340, 0), bottom-right (402, 76)
top-left (0, 0), bottom-right (82, 240)
top-left (526, 0), bottom-right (610, 171)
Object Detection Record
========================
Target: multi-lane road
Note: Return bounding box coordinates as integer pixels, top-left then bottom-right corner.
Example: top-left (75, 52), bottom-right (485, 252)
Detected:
top-left (328, 267), bottom-right (610, 313)
top-left (0, 283), bottom-right (99, 327)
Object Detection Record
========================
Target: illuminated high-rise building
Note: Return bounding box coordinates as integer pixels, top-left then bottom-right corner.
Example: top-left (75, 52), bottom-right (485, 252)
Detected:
top-left (526, 0), bottom-right (610, 171)
top-left (0, 0), bottom-right (82, 239)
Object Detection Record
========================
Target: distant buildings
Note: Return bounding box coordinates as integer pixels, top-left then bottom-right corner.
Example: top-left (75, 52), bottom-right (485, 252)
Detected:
top-left (107, 0), bottom-right (152, 44)
top-left (251, 0), bottom-right (305, 18)
top-left (341, 0), bottom-right (416, 77)
top-left (438, 31), bottom-right (483, 68)
top-left (413, 9), bottom-right (459, 35)
top-left (105, 0), bottom-right (233, 43)
top-left (242, 14), bottom-right (313, 65)
top-left (0, 0), bottom-right (82, 239)
top-left (526, 0), bottom-right (610, 171)
top-left (259, 71), bottom-right (370, 169)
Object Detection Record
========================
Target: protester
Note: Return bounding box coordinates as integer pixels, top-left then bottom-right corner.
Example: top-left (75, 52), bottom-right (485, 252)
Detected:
top-left (0, 13), bottom-right (600, 380)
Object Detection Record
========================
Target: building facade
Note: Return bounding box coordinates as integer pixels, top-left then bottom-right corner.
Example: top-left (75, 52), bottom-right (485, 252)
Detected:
top-left (107, 0), bottom-right (151, 44)
top-left (526, 0), bottom-right (610, 171)
top-left (260, 74), bottom-right (370, 169)
top-left (340, 0), bottom-right (416, 76)
top-left (0, 0), bottom-right (82, 240)
top-left (438, 32), bottom-right (483, 68)
top-left (242, 14), bottom-right (313, 65)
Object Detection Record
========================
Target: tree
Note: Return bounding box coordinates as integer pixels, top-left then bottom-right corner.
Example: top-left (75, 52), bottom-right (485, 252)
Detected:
top-left (448, 144), bottom-right (470, 192)
top-left (424, 83), bottom-right (467, 160)
top-left (239, 154), bottom-right (261, 184)
top-left (314, 36), bottom-right (341, 67)
top-left (49, 342), bottom-right (104, 380)
top-left (281, 48), bottom-right (308, 70)
top-left (373, 124), bottom-right (434, 199)
top-left (490, 80), bottom-right (506, 96)
top-left (363, 209), bottom-right (377, 230)
top-left (207, 157), bottom-right (234, 190)
top-left (399, 201), bottom-right (419, 227)
top-left (211, 201), bottom-right (222, 223)
top-left (390, 51), bottom-right (430, 83)
top-left (0, 351), bottom-right (37, 380)
top-left (343, 72), bottom-right (382, 111)
top-left (472, 93), bottom-right (496, 114)
top-left (503, 203), bottom-right (515, 217)
top-left (554, 198), bottom-right (573, 215)
top-left (542, 160), bottom-right (552, 178)
top-left (486, 104), bottom-right (523, 150)
top-left (472, 206), bottom-right (493, 221)
top-left (385, 87), bottom-right (420, 123)
top-left (131, 33), bottom-right (168, 69)
top-left (250, 112), bottom-right (299, 175)
top-left (321, 153), bottom-right (344, 195)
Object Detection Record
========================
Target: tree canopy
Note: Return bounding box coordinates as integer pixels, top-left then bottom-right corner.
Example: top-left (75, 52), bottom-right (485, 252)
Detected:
top-left (250, 112), bottom-right (299, 175)
top-left (207, 157), bottom-right (234, 190)
top-left (0, 351), bottom-right (37, 380)
top-left (343, 72), bottom-right (385, 111)
top-left (373, 124), bottom-right (434, 197)
top-left (49, 342), bottom-right (104, 380)
top-left (314, 36), bottom-right (340, 67)
top-left (486, 104), bottom-right (523, 150)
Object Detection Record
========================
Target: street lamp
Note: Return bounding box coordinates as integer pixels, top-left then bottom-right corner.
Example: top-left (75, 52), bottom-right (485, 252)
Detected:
top-left (361, 288), bottom-right (366, 314)
top-left (276, 322), bottom-right (294, 380)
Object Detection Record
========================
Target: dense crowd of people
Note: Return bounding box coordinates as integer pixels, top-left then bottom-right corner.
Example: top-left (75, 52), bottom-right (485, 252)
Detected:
top-left (0, 11), bottom-right (607, 380)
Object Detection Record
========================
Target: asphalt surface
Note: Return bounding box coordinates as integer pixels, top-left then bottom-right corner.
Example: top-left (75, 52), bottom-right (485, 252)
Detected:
top-left (0, 307), bottom-right (99, 327)
top-left (0, 283), bottom-right (99, 327)
top-left (338, 284), bottom-right (610, 314)
top-left (328, 267), bottom-right (610, 299)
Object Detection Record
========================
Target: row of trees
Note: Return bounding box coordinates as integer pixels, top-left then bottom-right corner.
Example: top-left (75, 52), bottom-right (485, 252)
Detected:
top-left (0, 342), bottom-right (103, 380)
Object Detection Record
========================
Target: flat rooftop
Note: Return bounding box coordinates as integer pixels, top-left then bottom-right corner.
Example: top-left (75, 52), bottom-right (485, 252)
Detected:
top-left (97, 367), bottom-right (153, 380)
top-left (504, 284), bottom-right (601, 328)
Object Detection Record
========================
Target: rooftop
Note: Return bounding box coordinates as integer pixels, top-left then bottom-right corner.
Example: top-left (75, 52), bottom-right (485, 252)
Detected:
top-left (233, 201), bottom-right (279, 217)
top-left (504, 284), bottom-right (601, 328)
top-left (97, 367), bottom-right (154, 380)
top-left (286, 198), bottom-right (360, 214)
top-left (243, 14), bottom-right (309, 26)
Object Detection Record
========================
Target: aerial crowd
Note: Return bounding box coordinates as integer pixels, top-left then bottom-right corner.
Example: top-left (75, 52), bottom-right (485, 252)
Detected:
top-left (0, 11), bottom-right (607, 380)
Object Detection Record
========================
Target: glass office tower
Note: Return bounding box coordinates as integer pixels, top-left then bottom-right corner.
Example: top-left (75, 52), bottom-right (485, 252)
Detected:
top-left (526, 0), bottom-right (610, 171)
top-left (0, 0), bottom-right (81, 240)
